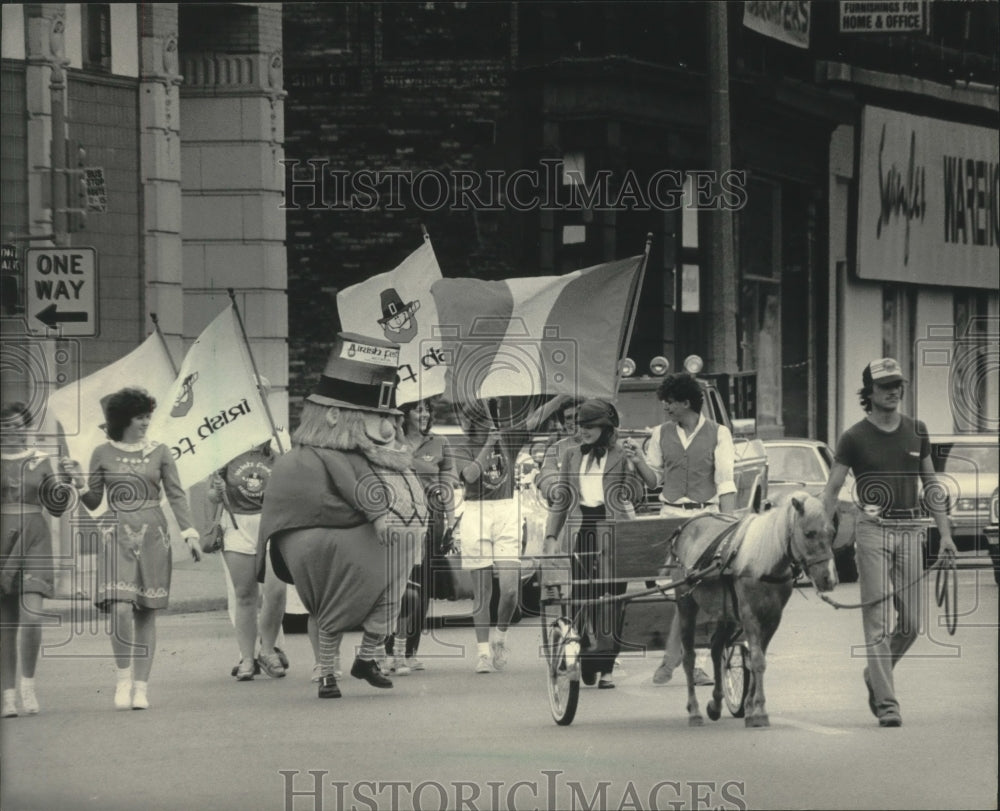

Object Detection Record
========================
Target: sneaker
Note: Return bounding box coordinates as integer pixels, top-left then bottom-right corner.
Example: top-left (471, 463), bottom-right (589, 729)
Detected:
top-left (475, 654), bottom-right (492, 674)
top-left (390, 657), bottom-right (411, 676)
top-left (114, 680), bottom-right (132, 711)
top-left (878, 711), bottom-right (902, 728)
top-left (693, 667), bottom-right (714, 687)
top-left (311, 663), bottom-right (323, 683)
top-left (490, 639), bottom-right (509, 671)
top-left (598, 675), bottom-right (616, 690)
top-left (274, 647), bottom-right (290, 669)
top-left (235, 658), bottom-right (255, 682)
top-left (652, 663), bottom-right (674, 685)
top-left (318, 674), bottom-right (342, 699)
top-left (405, 657), bottom-right (425, 671)
top-left (131, 684), bottom-right (149, 710)
top-left (257, 651), bottom-right (287, 679)
top-left (2, 691), bottom-right (17, 718)
top-left (20, 684), bottom-right (39, 715)
top-left (231, 659), bottom-right (261, 677)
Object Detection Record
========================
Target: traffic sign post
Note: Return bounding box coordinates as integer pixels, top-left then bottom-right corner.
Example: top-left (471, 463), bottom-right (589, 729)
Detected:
top-left (25, 246), bottom-right (98, 337)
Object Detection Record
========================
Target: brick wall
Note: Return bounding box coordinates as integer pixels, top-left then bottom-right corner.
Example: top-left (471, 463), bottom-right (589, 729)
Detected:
top-left (67, 73), bottom-right (142, 373)
top-left (282, 2), bottom-right (523, 409)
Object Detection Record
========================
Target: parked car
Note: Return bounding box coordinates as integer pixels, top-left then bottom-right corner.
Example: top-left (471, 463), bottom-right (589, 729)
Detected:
top-left (985, 487), bottom-right (999, 585)
top-left (762, 438), bottom-right (859, 583)
top-left (929, 435), bottom-right (999, 564)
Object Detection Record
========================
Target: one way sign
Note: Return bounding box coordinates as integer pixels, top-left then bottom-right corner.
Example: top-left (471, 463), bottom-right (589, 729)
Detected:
top-left (26, 247), bottom-right (99, 337)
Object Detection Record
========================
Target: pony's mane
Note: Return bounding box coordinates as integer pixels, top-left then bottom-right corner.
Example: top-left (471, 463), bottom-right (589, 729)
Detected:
top-left (732, 491), bottom-right (814, 578)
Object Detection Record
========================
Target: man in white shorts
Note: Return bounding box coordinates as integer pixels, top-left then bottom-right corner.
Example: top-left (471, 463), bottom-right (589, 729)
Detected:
top-left (453, 395), bottom-right (569, 673)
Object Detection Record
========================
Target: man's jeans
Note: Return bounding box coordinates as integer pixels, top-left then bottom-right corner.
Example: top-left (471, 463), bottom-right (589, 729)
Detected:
top-left (855, 516), bottom-right (927, 715)
top-left (659, 504), bottom-right (718, 670)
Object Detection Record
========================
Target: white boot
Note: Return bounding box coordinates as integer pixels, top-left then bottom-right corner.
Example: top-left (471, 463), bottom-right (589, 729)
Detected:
top-left (131, 681), bottom-right (149, 710)
top-left (20, 679), bottom-right (39, 714)
top-left (114, 668), bottom-right (132, 710)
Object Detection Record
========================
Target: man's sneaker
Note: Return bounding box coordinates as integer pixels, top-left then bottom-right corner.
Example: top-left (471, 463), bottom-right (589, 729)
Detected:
top-left (311, 663), bottom-right (323, 683)
top-left (274, 647), bottom-right (290, 669)
top-left (878, 711), bottom-right (902, 728)
top-left (257, 652), bottom-right (287, 679)
top-left (490, 639), bottom-right (509, 671)
top-left (20, 684), bottom-right (39, 715)
top-left (405, 657), bottom-right (425, 671)
top-left (234, 658), bottom-right (255, 681)
top-left (318, 674), bottom-right (341, 699)
top-left (390, 657), bottom-right (411, 676)
top-left (2, 691), bottom-right (18, 718)
top-left (652, 663), bottom-right (674, 685)
top-left (693, 667), bottom-right (714, 686)
top-left (475, 654), bottom-right (492, 674)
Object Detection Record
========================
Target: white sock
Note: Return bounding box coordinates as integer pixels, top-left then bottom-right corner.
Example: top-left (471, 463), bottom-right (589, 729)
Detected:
top-left (477, 642), bottom-right (491, 658)
top-left (2, 688), bottom-right (16, 703)
top-left (116, 667), bottom-right (132, 684)
top-left (133, 680), bottom-right (148, 693)
top-left (20, 677), bottom-right (35, 690)
top-left (492, 628), bottom-right (508, 644)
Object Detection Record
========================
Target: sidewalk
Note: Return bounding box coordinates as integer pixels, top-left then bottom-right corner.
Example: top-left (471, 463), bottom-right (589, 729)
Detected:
top-left (42, 542), bottom-right (483, 627)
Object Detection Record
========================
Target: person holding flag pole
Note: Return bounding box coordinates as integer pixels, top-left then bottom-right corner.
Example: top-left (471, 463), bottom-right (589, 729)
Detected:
top-left (61, 387), bottom-right (202, 711)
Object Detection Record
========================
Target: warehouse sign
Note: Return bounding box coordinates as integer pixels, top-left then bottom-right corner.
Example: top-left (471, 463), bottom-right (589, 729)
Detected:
top-left (25, 247), bottom-right (99, 336)
top-left (743, 1), bottom-right (810, 49)
top-left (840, 1), bottom-right (925, 33)
top-left (856, 106), bottom-right (998, 288)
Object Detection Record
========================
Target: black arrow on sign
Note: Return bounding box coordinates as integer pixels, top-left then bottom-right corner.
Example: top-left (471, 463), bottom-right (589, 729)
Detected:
top-left (35, 303), bottom-right (88, 328)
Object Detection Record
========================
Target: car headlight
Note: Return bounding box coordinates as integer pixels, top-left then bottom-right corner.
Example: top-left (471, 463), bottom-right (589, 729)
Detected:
top-left (956, 498), bottom-right (976, 512)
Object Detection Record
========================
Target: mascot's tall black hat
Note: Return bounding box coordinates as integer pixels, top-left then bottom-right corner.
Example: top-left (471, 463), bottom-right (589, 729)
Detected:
top-left (307, 332), bottom-right (402, 415)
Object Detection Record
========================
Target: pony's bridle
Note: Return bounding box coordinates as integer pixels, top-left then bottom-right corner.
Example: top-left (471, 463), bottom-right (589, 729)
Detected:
top-left (760, 511), bottom-right (833, 584)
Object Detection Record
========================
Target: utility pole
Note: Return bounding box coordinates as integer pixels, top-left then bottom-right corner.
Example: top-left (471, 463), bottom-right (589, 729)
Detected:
top-left (705, 2), bottom-right (739, 373)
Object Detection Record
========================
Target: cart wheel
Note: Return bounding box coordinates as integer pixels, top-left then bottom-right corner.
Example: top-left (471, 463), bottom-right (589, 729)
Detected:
top-left (546, 618), bottom-right (580, 726)
top-left (722, 642), bottom-right (749, 718)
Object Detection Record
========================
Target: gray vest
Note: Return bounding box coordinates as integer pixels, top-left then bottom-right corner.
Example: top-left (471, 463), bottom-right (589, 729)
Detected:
top-left (658, 421), bottom-right (720, 503)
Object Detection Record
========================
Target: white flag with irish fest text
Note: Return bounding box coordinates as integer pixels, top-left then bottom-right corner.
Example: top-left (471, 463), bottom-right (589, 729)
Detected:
top-left (47, 331), bottom-right (176, 477)
top-left (149, 306), bottom-right (273, 488)
top-left (336, 240), bottom-right (448, 405)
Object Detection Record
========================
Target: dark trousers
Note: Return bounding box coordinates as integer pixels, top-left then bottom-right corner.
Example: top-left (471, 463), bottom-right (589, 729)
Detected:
top-left (574, 505), bottom-right (626, 675)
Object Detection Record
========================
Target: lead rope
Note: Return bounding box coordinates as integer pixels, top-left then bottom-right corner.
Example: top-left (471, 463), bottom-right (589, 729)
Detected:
top-left (818, 555), bottom-right (958, 636)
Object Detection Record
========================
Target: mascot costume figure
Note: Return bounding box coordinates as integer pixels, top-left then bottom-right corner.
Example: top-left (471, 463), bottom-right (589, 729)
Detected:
top-left (257, 333), bottom-right (427, 699)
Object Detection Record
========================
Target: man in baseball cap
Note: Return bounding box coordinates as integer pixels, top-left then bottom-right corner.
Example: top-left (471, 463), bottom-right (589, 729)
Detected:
top-left (823, 356), bottom-right (956, 727)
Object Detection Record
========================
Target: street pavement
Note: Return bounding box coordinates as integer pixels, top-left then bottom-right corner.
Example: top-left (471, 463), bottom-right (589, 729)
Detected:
top-left (2, 567), bottom-right (998, 811)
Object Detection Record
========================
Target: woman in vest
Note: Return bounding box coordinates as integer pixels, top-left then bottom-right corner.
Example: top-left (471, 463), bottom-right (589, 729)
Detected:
top-left (544, 398), bottom-right (644, 689)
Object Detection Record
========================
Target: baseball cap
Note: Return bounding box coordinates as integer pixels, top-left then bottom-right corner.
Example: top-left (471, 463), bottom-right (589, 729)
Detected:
top-left (864, 357), bottom-right (905, 386)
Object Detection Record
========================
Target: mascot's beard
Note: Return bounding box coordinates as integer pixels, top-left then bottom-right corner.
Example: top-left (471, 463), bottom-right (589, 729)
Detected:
top-left (303, 408), bottom-right (414, 471)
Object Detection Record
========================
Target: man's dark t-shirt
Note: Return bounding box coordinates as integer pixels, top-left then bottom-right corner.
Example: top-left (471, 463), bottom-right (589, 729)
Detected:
top-left (834, 414), bottom-right (930, 513)
top-left (452, 430), bottom-right (529, 502)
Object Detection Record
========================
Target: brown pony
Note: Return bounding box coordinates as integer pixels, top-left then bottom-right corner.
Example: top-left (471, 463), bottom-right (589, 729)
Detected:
top-left (670, 491), bottom-right (837, 728)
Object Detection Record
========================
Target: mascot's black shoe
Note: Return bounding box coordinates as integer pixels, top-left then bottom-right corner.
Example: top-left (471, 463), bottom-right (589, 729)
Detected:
top-left (318, 674), bottom-right (341, 699)
top-left (350, 657), bottom-right (393, 689)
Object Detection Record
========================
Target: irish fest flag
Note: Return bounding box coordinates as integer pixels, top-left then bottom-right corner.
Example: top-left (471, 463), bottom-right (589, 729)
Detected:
top-left (430, 255), bottom-right (644, 402)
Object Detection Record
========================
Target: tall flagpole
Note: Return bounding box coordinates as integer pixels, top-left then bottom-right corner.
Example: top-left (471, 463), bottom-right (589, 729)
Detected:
top-left (226, 289), bottom-right (285, 453)
top-left (614, 233), bottom-right (652, 398)
top-left (150, 313), bottom-right (179, 376)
